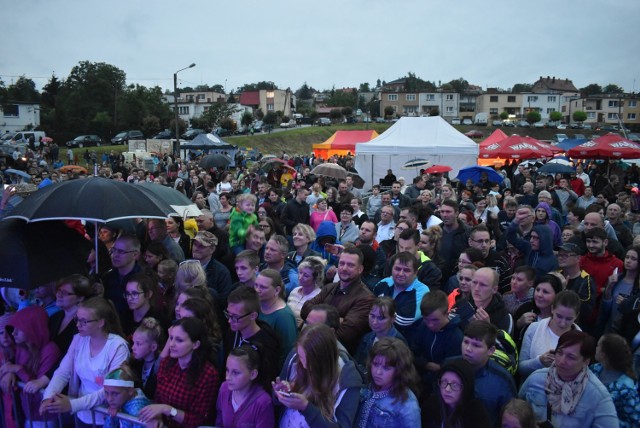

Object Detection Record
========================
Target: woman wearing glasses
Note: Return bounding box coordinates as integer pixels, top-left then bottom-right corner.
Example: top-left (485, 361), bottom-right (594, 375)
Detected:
top-left (48, 274), bottom-right (96, 353)
top-left (120, 272), bottom-right (170, 340)
top-left (422, 359), bottom-right (491, 428)
top-left (40, 297), bottom-right (129, 426)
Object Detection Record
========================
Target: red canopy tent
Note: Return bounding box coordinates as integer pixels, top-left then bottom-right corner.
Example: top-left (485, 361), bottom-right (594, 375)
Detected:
top-left (479, 129), bottom-right (509, 147)
top-left (480, 135), bottom-right (555, 159)
top-left (567, 133), bottom-right (640, 159)
top-left (312, 130), bottom-right (379, 158)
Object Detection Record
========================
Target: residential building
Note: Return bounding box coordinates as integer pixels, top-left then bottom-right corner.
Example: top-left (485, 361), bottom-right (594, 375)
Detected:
top-left (0, 102), bottom-right (41, 133)
top-left (163, 91), bottom-right (226, 125)
top-left (531, 76), bottom-right (579, 94)
top-left (560, 93), bottom-right (640, 128)
top-left (476, 91), bottom-right (523, 120)
top-left (419, 92), bottom-right (459, 119)
top-left (239, 89), bottom-right (293, 117)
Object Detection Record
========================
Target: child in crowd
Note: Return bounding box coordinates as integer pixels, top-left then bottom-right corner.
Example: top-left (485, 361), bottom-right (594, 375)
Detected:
top-left (229, 193), bottom-right (258, 254)
top-left (216, 345), bottom-right (274, 428)
top-left (366, 184), bottom-right (382, 217)
top-left (501, 398), bottom-right (538, 428)
top-left (131, 318), bottom-right (165, 400)
top-left (3, 306), bottom-right (61, 428)
top-left (102, 365), bottom-right (152, 428)
top-left (356, 337), bottom-right (421, 426)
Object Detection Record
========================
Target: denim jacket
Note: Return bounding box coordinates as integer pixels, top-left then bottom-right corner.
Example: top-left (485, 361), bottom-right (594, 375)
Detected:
top-left (356, 386), bottom-right (421, 428)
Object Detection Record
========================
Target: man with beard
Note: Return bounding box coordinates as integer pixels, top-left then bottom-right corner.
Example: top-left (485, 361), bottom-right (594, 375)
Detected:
top-left (439, 200), bottom-right (470, 280)
top-left (300, 247), bottom-right (374, 354)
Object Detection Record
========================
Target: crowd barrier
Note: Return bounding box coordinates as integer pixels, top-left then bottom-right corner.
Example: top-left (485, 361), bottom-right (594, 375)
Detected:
top-left (0, 382), bottom-right (145, 428)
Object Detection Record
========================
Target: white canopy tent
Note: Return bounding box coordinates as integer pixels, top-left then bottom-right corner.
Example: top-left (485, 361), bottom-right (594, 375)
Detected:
top-left (354, 117), bottom-right (479, 189)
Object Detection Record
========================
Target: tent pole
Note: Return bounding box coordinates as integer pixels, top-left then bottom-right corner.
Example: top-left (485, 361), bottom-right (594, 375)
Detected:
top-left (95, 223), bottom-right (99, 274)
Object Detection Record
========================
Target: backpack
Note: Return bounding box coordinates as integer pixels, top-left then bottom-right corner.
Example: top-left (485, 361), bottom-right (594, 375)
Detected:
top-left (490, 329), bottom-right (518, 375)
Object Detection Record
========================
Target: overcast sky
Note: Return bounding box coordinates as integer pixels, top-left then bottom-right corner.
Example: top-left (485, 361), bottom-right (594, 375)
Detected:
top-left (2, 0), bottom-right (639, 94)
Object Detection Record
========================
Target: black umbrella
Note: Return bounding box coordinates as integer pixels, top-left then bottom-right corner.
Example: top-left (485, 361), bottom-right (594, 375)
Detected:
top-left (199, 154), bottom-right (232, 169)
top-left (537, 163), bottom-right (575, 174)
top-left (0, 220), bottom-right (91, 289)
top-left (138, 182), bottom-right (202, 217)
top-left (5, 176), bottom-right (172, 223)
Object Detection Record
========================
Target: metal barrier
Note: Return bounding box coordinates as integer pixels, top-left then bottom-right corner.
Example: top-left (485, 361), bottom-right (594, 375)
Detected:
top-left (0, 382), bottom-right (146, 428)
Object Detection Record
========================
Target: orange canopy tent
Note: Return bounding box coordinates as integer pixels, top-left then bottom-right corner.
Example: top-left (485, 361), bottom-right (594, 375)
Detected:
top-left (312, 130), bottom-right (379, 159)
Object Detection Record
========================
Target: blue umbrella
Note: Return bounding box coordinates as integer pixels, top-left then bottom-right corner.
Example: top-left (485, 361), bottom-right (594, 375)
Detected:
top-left (456, 166), bottom-right (503, 184)
top-left (3, 168), bottom-right (31, 181)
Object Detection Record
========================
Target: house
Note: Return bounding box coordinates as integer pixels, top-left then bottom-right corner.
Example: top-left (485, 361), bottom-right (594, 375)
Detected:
top-left (238, 89), bottom-right (293, 117)
top-left (476, 91), bottom-right (523, 120)
top-left (531, 76), bottom-right (579, 94)
top-left (560, 93), bottom-right (640, 128)
top-left (0, 102), bottom-right (41, 133)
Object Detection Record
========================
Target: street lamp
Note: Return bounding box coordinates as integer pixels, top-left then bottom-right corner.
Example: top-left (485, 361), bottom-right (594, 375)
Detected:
top-left (174, 63), bottom-right (196, 156)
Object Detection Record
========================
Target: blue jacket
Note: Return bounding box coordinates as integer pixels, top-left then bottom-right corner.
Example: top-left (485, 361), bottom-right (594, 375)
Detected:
top-left (506, 223), bottom-right (558, 279)
top-left (354, 327), bottom-right (407, 376)
top-left (373, 277), bottom-right (430, 341)
top-left (356, 386), bottom-right (421, 428)
top-left (590, 363), bottom-right (640, 428)
top-left (519, 367), bottom-right (619, 428)
top-left (310, 220), bottom-right (341, 266)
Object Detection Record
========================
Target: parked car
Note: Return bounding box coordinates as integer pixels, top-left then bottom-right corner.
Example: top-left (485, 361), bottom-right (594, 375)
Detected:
top-left (518, 121), bottom-right (530, 127)
top-left (503, 121), bottom-right (516, 127)
top-left (582, 124), bottom-right (593, 130)
top-left (492, 120), bottom-right (503, 127)
top-left (234, 126), bottom-right (249, 135)
top-left (151, 130), bottom-right (174, 139)
top-left (451, 118), bottom-right (461, 125)
top-left (557, 124), bottom-right (568, 130)
top-left (374, 117), bottom-right (386, 123)
top-left (464, 130), bottom-right (484, 138)
top-left (573, 134), bottom-right (587, 141)
top-left (66, 135), bottom-right (102, 148)
top-left (317, 118), bottom-right (332, 126)
top-left (462, 119), bottom-right (473, 126)
top-left (181, 129), bottom-right (205, 140)
top-left (253, 121), bottom-right (264, 132)
top-left (533, 121), bottom-right (546, 128)
top-left (279, 120), bottom-right (297, 128)
top-left (111, 130), bottom-right (145, 145)
top-left (213, 127), bottom-right (231, 137)
top-left (627, 133), bottom-right (640, 142)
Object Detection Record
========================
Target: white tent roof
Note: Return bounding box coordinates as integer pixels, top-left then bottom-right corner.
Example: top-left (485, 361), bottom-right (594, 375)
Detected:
top-left (354, 117), bottom-right (479, 189)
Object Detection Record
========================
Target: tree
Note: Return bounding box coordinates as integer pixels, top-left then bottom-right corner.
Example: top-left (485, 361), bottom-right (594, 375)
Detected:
top-left (241, 111), bottom-right (253, 127)
top-left (376, 79), bottom-right (381, 88)
top-left (580, 84), bottom-right (602, 96)
top-left (295, 82), bottom-right (314, 100)
top-left (255, 108), bottom-right (264, 120)
top-left (550, 111), bottom-right (562, 124)
top-left (330, 108), bottom-right (343, 122)
top-left (603, 84), bottom-right (624, 94)
top-left (341, 107), bottom-right (353, 118)
top-left (500, 111), bottom-right (509, 120)
top-left (197, 102), bottom-right (239, 129)
top-left (573, 111), bottom-right (587, 124)
top-left (429, 108), bottom-right (439, 116)
top-left (5, 76), bottom-right (40, 103)
top-left (526, 110), bottom-right (541, 125)
top-left (445, 78), bottom-right (469, 94)
top-left (227, 91), bottom-right (236, 103)
top-left (238, 81), bottom-right (277, 92)
top-left (358, 82), bottom-right (371, 92)
top-left (220, 117), bottom-right (236, 132)
top-left (511, 83), bottom-right (533, 93)
top-left (404, 72), bottom-right (436, 92)
top-left (384, 106), bottom-right (394, 119)
top-left (326, 89), bottom-right (357, 108)
top-left (263, 111), bottom-right (277, 126)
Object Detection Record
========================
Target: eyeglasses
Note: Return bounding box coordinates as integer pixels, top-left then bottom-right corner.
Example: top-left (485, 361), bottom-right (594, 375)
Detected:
top-left (124, 291), bottom-right (144, 299)
top-left (557, 252), bottom-right (577, 258)
top-left (109, 248), bottom-right (137, 256)
top-left (56, 289), bottom-right (76, 297)
top-left (74, 317), bottom-right (98, 327)
top-left (224, 310), bottom-right (252, 323)
top-left (438, 380), bottom-right (463, 391)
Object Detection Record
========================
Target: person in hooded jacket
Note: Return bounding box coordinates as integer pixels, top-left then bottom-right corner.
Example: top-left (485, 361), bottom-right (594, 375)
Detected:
top-left (534, 201), bottom-right (562, 249)
top-left (1, 306), bottom-right (61, 427)
top-left (506, 210), bottom-right (559, 280)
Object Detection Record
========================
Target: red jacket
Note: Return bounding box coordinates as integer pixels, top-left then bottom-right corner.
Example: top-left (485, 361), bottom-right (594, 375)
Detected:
top-left (571, 177), bottom-right (586, 196)
top-left (580, 251), bottom-right (623, 296)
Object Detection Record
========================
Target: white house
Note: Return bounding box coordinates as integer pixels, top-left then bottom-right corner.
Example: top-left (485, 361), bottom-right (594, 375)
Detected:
top-left (0, 102), bottom-right (41, 133)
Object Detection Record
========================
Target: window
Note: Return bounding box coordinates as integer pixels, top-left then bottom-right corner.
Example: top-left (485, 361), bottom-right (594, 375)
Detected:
top-left (425, 94), bottom-right (435, 101)
top-left (490, 108), bottom-right (498, 114)
top-left (388, 94), bottom-right (398, 101)
top-left (404, 106), bottom-right (417, 114)
top-left (608, 100), bottom-right (619, 108)
top-left (546, 108), bottom-right (556, 114)
top-left (628, 100), bottom-right (637, 107)
top-left (446, 94), bottom-right (454, 101)
top-left (197, 94), bottom-right (205, 100)
top-left (607, 113), bottom-right (618, 120)
top-left (2, 104), bottom-right (19, 117)
top-left (527, 96), bottom-right (538, 102)
top-left (267, 104), bottom-right (274, 111)
top-left (507, 96), bottom-right (516, 103)
top-left (547, 96), bottom-right (557, 102)
top-left (628, 113), bottom-right (637, 120)
top-left (490, 96), bottom-right (498, 102)
top-left (587, 112), bottom-right (596, 119)
top-left (266, 91), bottom-right (275, 98)
top-left (179, 106), bottom-right (189, 115)
top-left (406, 94), bottom-right (416, 101)
top-left (446, 106), bottom-right (454, 113)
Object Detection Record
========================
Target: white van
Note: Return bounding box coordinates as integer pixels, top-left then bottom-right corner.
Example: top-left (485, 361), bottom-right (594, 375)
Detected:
top-left (8, 131), bottom-right (47, 147)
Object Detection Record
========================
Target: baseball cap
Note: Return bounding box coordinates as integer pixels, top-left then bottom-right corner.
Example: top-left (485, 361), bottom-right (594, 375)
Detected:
top-left (558, 242), bottom-right (583, 255)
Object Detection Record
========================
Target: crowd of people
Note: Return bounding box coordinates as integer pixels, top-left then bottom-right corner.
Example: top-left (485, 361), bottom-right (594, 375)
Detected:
top-left (1, 149), bottom-right (640, 427)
